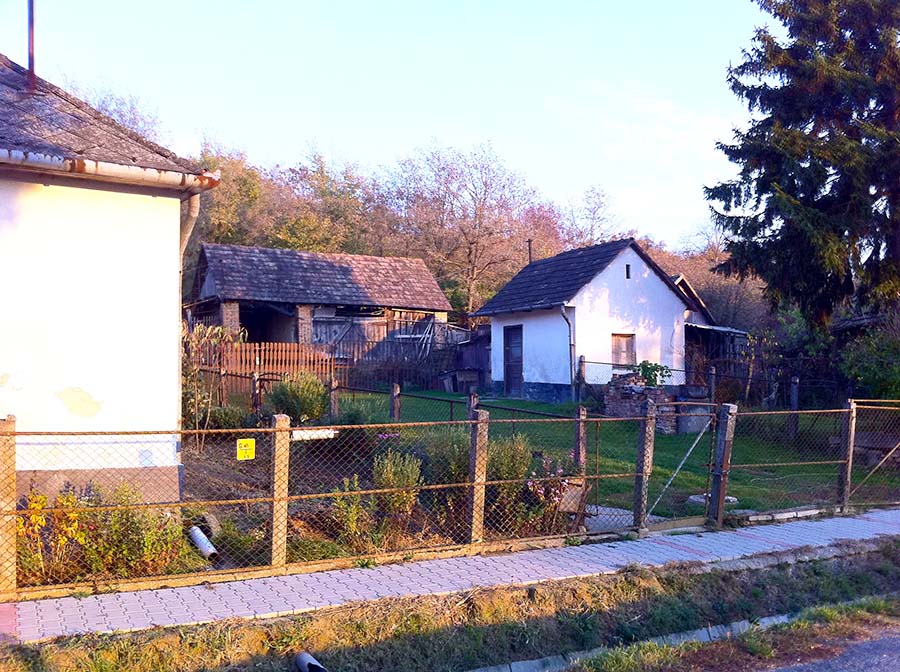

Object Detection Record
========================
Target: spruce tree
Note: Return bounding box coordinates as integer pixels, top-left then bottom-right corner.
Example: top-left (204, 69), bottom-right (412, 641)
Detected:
top-left (706, 0), bottom-right (900, 323)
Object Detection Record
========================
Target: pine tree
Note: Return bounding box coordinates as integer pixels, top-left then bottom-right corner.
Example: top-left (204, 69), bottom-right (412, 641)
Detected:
top-left (706, 0), bottom-right (900, 323)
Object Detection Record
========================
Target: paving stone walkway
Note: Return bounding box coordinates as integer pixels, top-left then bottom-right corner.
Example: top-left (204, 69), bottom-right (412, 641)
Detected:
top-left (3, 508), bottom-right (899, 644)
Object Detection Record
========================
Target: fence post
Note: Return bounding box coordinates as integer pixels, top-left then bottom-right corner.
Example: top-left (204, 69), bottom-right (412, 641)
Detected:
top-left (633, 400), bottom-right (656, 532)
top-left (709, 403), bottom-right (738, 528)
top-left (329, 378), bottom-right (339, 421)
top-left (577, 355), bottom-right (587, 403)
top-left (0, 416), bottom-right (16, 600)
top-left (707, 366), bottom-right (716, 403)
top-left (467, 409), bottom-right (489, 544)
top-left (271, 414), bottom-right (291, 568)
top-left (787, 376), bottom-right (800, 440)
top-left (391, 383), bottom-right (402, 422)
top-left (574, 405), bottom-right (587, 473)
top-left (251, 371), bottom-right (261, 413)
top-left (467, 390), bottom-right (480, 415)
top-left (838, 400), bottom-right (857, 511)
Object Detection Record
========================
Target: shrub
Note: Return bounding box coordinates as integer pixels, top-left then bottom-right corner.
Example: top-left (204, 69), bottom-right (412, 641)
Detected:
top-left (17, 489), bottom-right (86, 585)
top-left (202, 406), bottom-right (246, 430)
top-left (373, 450), bottom-right (423, 520)
top-left (332, 475), bottom-right (373, 551)
top-left (422, 428), bottom-right (470, 529)
top-left (487, 434), bottom-right (533, 532)
top-left (840, 313), bottom-right (900, 398)
top-left (337, 398), bottom-right (384, 425)
top-left (632, 360), bottom-right (672, 387)
top-left (269, 373), bottom-right (327, 422)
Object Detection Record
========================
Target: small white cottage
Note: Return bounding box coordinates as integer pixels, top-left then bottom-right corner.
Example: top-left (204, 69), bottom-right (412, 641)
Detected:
top-left (0, 53), bottom-right (218, 501)
top-left (474, 239), bottom-right (715, 402)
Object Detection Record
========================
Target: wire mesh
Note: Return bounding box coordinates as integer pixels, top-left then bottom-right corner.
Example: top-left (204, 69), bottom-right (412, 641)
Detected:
top-left (850, 405), bottom-right (900, 506)
top-left (730, 410), bottom-right (848, 514)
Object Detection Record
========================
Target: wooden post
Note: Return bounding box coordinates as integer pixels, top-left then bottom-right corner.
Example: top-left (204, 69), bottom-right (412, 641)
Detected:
top-left (709, 403), bottom-right (738, 528)
top-left (577, 355), bottom-right (587, 403)
top-left (271, 414), bottom-right (291, 568)
top-left (633, 400), bottom-right (656, 531)
top-left (0, 416), bottom-right (15, 600)
top-left (787, 376), bottom-right (800, 440)
top-left (329, 378), bottom-right (339, 421)
top-left (707, 365), bottom-right (716, 403)
top-left (838, 400), bottom-right (857, 511)
top-left (574, 405), bottom-right (587, 473)
top-left (251, 371), bottom-right (261, 413)
top-left (391, 383), bottom-right (402, 422)
top-left (467, 409), bottom-right (489, 544)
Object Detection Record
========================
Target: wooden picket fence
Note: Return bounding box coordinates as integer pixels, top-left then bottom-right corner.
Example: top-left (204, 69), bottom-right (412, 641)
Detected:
top-left (196, 341), bottom-right (456, 406)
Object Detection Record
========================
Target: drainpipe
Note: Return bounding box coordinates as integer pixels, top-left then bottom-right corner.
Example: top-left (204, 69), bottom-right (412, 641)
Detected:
top-left (560, 305), bottom-right (575, 402)
top-left (179, 193), bottom-right (200, 265)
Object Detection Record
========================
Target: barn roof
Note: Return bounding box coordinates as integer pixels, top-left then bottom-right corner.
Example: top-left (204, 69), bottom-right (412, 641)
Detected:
top-left (0, 52), bottom-right (207, 177)
top-left (473, 238), bottom-right (704, 317)
top-left (196, 243), bottom-right (452, 312)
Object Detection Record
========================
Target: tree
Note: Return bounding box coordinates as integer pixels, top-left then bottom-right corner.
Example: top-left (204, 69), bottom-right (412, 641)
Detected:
top-left (705, 0), bottom-right (900, 324)
top-left (63, 80), bottom-right (164, 143)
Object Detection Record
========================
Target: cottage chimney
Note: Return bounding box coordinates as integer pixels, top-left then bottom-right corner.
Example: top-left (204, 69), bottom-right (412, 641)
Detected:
top-left (27, 0), bottom-right (36, 92)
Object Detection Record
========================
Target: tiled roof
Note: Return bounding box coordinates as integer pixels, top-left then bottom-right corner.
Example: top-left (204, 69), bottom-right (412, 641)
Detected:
top-left (0, 52), bottom-right (202, 174)
top-left (474, 239), bottom-right (700, 316)
top-left (197, 243), bottom-right (452, 312)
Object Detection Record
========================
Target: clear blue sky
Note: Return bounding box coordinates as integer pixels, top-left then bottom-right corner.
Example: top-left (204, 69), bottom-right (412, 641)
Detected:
top-left (0, 1), bottom-right (771, 246)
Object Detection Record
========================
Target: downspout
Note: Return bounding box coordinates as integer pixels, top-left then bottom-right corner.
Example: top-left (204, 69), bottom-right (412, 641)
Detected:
top-left (560, 305), bottom-right (575, 402)
top-left (180, 194), bottom-right (200, 265)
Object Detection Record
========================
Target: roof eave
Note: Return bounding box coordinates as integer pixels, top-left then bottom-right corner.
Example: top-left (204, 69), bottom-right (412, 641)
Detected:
top-left (0, 149), bottom-right (220, 194)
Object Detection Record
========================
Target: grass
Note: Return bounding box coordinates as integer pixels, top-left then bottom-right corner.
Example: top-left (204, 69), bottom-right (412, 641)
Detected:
top-left (3, 541), bottom-right (898, 672)
top-left (572, 596), bottom-right (900, 672)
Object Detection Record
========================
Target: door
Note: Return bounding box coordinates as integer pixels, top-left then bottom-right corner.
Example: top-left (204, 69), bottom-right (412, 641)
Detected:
top-left (503, 325), bottom-right (523, 397)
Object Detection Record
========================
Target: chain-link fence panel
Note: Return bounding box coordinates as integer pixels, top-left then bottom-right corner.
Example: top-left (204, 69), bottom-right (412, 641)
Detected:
top-left (849, 404), bottom-right (900, 506)
top-left (730, 410), bottom-right (848, 514)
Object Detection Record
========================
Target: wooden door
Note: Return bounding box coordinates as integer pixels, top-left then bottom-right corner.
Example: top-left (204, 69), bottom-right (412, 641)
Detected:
top-left (503, 325), bottom-right (523, 397)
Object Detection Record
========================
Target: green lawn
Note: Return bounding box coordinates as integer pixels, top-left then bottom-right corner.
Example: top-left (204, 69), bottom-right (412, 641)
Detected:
top-left (326, 391), bottom-right (896, 519)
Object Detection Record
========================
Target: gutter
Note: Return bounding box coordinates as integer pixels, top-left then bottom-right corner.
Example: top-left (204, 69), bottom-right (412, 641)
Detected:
top-left (0, 149), bottom-right (220, 194)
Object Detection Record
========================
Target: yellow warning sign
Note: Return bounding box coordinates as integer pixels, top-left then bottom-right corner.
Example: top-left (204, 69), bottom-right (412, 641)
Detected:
top-left (236, 438), bottom-right (256, 461)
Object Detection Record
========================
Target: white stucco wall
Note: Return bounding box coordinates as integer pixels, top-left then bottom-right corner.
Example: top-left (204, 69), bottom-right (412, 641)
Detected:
top-left (0, 179), bottom-right (181, 470)
top-left (489, 308), bottom-right (572, 387)
top-left (574, 247), bottom-right (704, 384)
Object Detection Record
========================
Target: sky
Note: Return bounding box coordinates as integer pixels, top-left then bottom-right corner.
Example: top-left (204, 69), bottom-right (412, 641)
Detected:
top-left (0, 1), bottom-right (772, 247)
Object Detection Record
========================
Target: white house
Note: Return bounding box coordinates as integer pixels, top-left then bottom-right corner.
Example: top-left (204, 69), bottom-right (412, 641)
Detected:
top-left (0, 53), bottom-right (218, 501)
top-left (473, 239), bottom-right (717, 402)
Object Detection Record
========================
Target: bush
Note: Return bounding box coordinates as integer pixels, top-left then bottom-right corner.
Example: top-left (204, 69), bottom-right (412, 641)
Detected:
top-left (202, 406), bottom-right (246, 430)
top-left (487, 434), bottom-right (533, 532)
top-left (332, 475), bottom-right (373, 552)
top-left (373, 450), bottom-right (423, 520)
top-left (337, 398), bottom-right (384, 425)
top-left (632, 360), bottom-right (672, 387)
top-left (840, 314), bottom-right (900, 398)
top-left (17, 485), bottom-right (205, 586)
top-left (269, 373), bottom-right (327, 422)
top-left (422, 428), bottom-right (470, 529)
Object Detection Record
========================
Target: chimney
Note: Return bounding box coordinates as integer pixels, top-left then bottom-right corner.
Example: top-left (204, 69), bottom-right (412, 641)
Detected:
top-left (27, 0), bottom-right (36, 92)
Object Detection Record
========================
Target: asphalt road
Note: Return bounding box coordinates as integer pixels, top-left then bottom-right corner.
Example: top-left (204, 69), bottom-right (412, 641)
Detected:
top-left (771, 632), bottom-right (900, 672)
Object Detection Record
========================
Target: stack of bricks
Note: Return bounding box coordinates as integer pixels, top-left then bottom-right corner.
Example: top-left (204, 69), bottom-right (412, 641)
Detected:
top-left (603, 373), bottom-right (677, 434)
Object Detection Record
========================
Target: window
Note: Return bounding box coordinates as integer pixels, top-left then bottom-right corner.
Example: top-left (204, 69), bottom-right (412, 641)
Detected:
top-left (611, 334), bottom-right (636, 367)
top-left (625, 264), bottom-right (631, 279)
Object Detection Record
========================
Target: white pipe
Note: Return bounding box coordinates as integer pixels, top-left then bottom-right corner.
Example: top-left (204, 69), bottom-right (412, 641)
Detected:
top-left (294, 652), bottom-right (328, 672)
top-left (0, 148), bottom-right (220, 194)
top-left (560, 305), bottom-right (575, 402)
top-left (187, 525), bottom-right (219, 560)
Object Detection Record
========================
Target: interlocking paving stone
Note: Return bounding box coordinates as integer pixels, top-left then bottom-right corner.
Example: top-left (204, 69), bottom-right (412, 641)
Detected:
top-left (4, 508), bottom-right (898, 643)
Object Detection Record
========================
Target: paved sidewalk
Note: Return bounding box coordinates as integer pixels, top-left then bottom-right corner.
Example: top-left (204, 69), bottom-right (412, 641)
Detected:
top-left (2, 508), bottom-right (899, 644)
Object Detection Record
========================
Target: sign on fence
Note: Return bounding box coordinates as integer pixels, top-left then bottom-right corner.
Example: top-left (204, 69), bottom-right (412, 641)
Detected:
top-left (236, 438), bottom-right (256, 461)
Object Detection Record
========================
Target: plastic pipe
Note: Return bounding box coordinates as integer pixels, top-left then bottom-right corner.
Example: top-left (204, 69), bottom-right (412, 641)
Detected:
top-left (187, 525), bottom-right (219, 561)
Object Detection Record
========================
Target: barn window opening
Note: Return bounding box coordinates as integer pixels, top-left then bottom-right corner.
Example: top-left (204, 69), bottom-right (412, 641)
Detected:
top-left (625, 264), bottom-right (631, 279)
top-left (612, 333), bottom-right (636, 368)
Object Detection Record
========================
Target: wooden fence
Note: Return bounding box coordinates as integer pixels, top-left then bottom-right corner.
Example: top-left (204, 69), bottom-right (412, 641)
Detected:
top-left (197, 340), bottom-right (457, 406)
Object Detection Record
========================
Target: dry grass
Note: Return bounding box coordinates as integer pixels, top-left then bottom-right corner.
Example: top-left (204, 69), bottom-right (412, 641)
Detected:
top-left (1, 541), bottom-right (899, 672)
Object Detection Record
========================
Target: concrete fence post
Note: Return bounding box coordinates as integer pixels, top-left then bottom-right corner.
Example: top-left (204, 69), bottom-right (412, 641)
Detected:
top-left (329, 378), bottom-right (339, 421)
top-left (574, 405), bottom-right (587, 473)
top-left (577, 355), bottom-right (587, 402)
top-left (271, 414), bottom-right (291, 568)
top-left (838, 400), bottom-right (857, 511)
top-left (391, 383), bottom-right (402, 422)
top-left (467, 390), bottom-right (480, 415)
top-left (707, 366), bottom-right (716, 404)
top-left (467, 409), bottom-right (489, 544)
top-left (709, 403), bottom-right (738, 528)
top-left (0, 415), bottom-right (15, 600)
top-left (633, 400), bottom-right (657, 532)
top-left (787, 376), bottom-right (800, 440)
